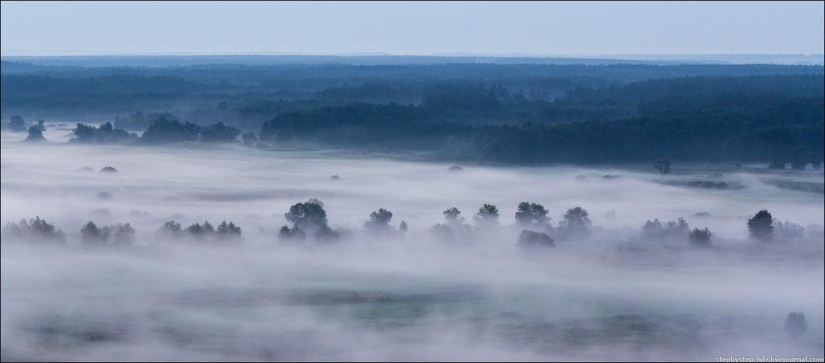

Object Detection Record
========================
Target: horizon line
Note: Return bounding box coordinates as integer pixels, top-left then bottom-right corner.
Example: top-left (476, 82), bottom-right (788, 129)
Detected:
top-left (3, 52), bottom-right (825, 58)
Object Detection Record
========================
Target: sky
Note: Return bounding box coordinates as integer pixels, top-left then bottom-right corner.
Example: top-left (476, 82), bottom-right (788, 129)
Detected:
top-left (1, 1), bottom-right (824, 56)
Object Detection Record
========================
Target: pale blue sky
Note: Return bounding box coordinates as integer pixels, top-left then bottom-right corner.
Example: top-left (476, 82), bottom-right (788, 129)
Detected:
top-left (1, 1), bottom-right (823, 56)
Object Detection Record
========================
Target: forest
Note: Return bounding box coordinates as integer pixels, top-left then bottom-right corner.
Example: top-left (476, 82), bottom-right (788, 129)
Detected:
top-left (1, 57), bottom-right (823, 166)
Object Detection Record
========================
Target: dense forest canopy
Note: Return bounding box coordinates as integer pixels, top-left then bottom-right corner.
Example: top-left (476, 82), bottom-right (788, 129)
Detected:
top-left (2, 57), bottom-right (823, 165)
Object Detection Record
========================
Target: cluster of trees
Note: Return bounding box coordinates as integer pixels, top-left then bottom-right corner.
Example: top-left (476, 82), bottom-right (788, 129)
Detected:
top-left (2, 115), bottom-right (47, 141)
top-left (641, 217), bottom-right (713, 247)
top-left (70, 118), bottom-right (242, 145)
top-left (424, 202), bottom-right (594, 248)
top-left (642, 218), bottom-right (690, 240)
top-left (2, 115), bottom-right (27, 131)
top-left (72, 122), bottom-right (138, 144)
top-left (746, 210), bottom-right (807, 243)
top-left (633, 209), bottom-right (811, 247)
top-left (2, 217), bottom-right (66, 244)
top-left (80, 222), bottom-right (135, 247)
top-left (156, 220), bottom-right (243, 243)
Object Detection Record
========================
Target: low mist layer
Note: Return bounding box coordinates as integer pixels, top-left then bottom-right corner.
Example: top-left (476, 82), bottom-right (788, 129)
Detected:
top-left (2, 128), bottom-right (823, 361)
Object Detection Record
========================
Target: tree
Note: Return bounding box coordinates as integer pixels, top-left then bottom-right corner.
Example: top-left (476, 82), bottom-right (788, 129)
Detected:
top-left (36, 119), bottom-right (46, 131)
top-left (642, 217), bottom-right (690, 240)
top-left (285, 199), bottom-right (329, 232)
top-left (775, 221), bottom-right (805, 240)
top-left (518, 230), bottom-right (555, 249)
top-left (473, 203), bottom-right (499, 226)
top-left (217, 221), bottom-right (242, 239)
top-left (654, 159), bottom-right (671, 174)
top-left (113, 223), bottom-right (136, 246)
top-left (558, 207), bottom-right (591, 239)
top-left (688, 228), bottom-right (712, 247)
top-left (25, 125), bottom-right (46, 142)
top-left (185, 221), bottom-right (215, 239)
top-left (784, 312), bottom-right (807, 338)
top-left (9, 116), bottom-right (26, 132)
top-left (515, 202), bottom-right (549, 227)
top-left (157, 220), bottom-right (183, 239)
top-left (748, 210), bottom-right (774, 242)
top-left (399, 220), bottom-right (408, 233)
top-left (443, 207), bottom-right (463, 222)
top-left (284, 198), bottom-right (338, 242)
top-left (364, 208), bottom-right (393, 232)
top-left (81, 221), bottom-right (109, 245)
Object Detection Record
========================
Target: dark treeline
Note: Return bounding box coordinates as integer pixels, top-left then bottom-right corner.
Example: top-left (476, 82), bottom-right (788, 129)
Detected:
top-left (70, 119), bottom-right (241, 145)
top-left (2, 60), bottom-right (823, 166)
top-left (259, 76), bottom-right (824, 164)
top-left (3, 61), bottom-right (821, 122)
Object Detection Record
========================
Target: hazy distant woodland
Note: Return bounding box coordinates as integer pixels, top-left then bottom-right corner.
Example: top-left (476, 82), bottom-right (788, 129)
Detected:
top-left (1, 55), bottom-right (823, 361)
top-left (2, 56), bottom-right (823, 165)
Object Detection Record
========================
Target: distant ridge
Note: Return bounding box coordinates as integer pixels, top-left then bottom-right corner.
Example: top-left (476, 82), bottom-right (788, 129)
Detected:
top-left (2, 54), bottom-right (823, 68)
